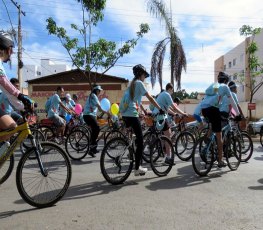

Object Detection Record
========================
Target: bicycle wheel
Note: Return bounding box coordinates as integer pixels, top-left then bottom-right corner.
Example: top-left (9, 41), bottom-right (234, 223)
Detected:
top-left (260, 128), bottom-right (263, 147)
top-left (104, 130), bottom-right (125, 146)
top-left (225, 134), bottom-right (241, 171)
top-left (150, 136), bottom-right (175, 177)
top-left (39, 126), bottom-right (55, 142)
top-left (192, 136), bottom-right (214, 176)
top-left (174, 131), bottom-right (195, 161)
top-left (20, 129), bottom-right (45, 155)
top-left (100, 137), bottom-right (133, 185)
top-left (142, 131), bottom-right (157, 163)
top-left (239, 132), bottom-right (253, 162)
top-left (65, 129), bottom-right (90, 160)
top-left (16, 142), bottom-right (72, 208)
top-left (0, 154), bottom-right (15, 184)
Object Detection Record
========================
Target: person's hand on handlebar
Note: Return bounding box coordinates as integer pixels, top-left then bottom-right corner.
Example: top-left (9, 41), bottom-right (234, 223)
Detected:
top-left (18, 93), bottom-right (34, 111)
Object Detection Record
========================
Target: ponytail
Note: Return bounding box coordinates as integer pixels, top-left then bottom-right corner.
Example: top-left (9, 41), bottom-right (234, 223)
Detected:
top-left (129, 77), bottom-right (138, 100)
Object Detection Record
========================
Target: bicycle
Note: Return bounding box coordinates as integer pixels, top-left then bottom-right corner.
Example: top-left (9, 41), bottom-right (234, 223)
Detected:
top-left (192, 117), bottom-right (242, 176)
top-left (0, 110), bottom-right (72, 208)
top-left (65, 117), bottom-right (124, 160)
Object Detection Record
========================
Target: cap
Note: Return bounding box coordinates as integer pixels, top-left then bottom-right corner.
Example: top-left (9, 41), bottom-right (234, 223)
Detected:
top-left (65, 93), bottom-right (71, 100)
top-left (93, 85), bottom-right (103, 91)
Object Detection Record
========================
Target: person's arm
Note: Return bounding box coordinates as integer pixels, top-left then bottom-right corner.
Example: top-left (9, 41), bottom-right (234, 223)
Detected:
top-left (98, 104), bottom-right (110, 115)
top-left (59, 101), bottom-right (73, 114)
top-left (140, 104), bottom-right (148, 115)
top-left (0, 75), bottom-right (24, 110)
top-left (145, 92), bottom-right (162, 111)
top-left (170, 103), bottom-right (188, 116)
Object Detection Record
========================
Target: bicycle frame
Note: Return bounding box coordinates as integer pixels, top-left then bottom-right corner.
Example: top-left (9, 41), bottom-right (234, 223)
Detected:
top-left (0, 121), bottom-right (47, 176)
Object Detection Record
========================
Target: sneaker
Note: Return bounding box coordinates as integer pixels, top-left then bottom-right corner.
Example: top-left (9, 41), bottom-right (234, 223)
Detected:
top-left (164, 157), bottom-right (176, 166)
top-left (134, 166), bottom-right (147, 176)
top-left (87, 151), bottom-right (95, 158)
top-left (218, 160), bottom-right (227, 168)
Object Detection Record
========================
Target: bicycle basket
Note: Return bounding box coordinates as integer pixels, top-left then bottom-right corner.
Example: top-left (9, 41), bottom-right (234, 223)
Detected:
top-left (144, 116), bottom-right (154, 127)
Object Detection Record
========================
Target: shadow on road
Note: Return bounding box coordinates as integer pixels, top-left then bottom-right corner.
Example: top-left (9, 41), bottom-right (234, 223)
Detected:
top-left (248, 178), bottom-right (263, 190)
top-left (145, 163), bottom-right (230, 191)
top-left (0, 207), bottom-right (38, 219)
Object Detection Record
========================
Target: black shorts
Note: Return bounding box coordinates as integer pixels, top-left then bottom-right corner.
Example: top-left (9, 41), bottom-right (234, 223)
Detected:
top-left (202, 107), bottom-right (221, 133)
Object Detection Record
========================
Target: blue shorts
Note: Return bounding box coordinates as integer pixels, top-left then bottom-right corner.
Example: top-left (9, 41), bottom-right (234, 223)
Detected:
top-left (193, 114), bottom-right (203, 123)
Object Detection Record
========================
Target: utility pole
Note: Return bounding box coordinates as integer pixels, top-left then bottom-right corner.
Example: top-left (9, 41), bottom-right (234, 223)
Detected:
top-left (10, 0), bottom-right (25, 92)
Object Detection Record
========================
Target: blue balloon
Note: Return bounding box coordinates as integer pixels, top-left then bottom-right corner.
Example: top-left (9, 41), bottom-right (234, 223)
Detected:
top-left (100, 98), bottom-right (111, 112)
top-left (65, 114), bottom-right (72, 123)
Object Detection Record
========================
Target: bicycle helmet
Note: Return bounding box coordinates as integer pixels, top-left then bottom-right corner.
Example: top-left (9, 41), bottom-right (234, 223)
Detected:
top-left (0, 31), bottom-right (14, 49)
top-left (133, 64), bottom-right (149, 78)
top-left (228, 81), bottom-right (237, 89)
top-left (218, 72), bottom-right (230, 82)
top-left (155, 114), bottom-right (167, 131)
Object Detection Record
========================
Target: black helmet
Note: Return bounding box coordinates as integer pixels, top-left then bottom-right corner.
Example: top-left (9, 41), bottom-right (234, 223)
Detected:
top-left (228, 81), bottom-right (237, 89)
top-left (0, 31), bottom-right (14, 49)
top-left (218, 71), bottom-right (230, 82)
top-left (133, 64), bottom-right (149, 78)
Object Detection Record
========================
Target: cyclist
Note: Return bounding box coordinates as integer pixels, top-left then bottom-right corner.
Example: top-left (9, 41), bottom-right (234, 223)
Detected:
top-left (47, 86), bottom-right (73, 140)
top-left (0, 78), bottom-right (23, 123)
top-left (0, 31), bottom-right (33, 156)
top-left (120, 64), bottom-right (162, 176)
top-left (201, 72), bottom-right (241, 168)
top-left (83, 85), bottom-right (110, 157)
top-left (152, 83), bottom-right (188, 165)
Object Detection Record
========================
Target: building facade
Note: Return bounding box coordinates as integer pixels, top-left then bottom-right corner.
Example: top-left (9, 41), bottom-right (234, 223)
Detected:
top-left (214, 30), bottom-right (263, 103)
top-left (27, 69), bottom-right (129, 119)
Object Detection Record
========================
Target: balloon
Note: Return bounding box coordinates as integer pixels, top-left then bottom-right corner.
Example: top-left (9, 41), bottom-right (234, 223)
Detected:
top-left (65, 114), bottom-right (72, 123)
top-left (110, 103), bottom-right (119, 115)
top-left (100, 98), bottom-right (111, 112)
top-left (75, 103), bottom-right (83, 115)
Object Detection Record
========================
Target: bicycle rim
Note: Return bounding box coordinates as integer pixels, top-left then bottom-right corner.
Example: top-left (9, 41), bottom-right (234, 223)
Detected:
top-left (150, 136), bottom-right (174, 177)
top-left (239, 132), bottom-right (253, 162)
top-left (175, 131), bottom-right (195, 161)
top-left (0, 154), bottom-right (15, 184)
top-left (16, 142), bottom-right (72, 208)
top-left (65, 129), bottom-right (90, 160)
top-left (225, 136), bottom-right (241, 171)
top-left (100, 137), bottom-right (133, 185)
top-left (192, 137), bottom-right (214, 176)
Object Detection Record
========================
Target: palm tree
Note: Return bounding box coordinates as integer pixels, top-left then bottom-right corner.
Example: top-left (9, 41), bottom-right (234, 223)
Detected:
top-left (147, 0), bottom-right (186, 90)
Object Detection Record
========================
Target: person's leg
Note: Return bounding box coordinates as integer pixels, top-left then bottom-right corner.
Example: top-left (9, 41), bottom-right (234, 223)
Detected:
top-left (123, 117), bottom-right (143, 170)
top-left (0, 113), bottom-right (17, 141)
top-left (83, 115), bottom-right (100, 150)
top-left (163, 122), bottom-right (171, 157)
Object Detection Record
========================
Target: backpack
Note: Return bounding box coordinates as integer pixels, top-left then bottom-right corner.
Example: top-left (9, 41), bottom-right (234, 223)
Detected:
top-left (205, 83), bottom-right (219, 96)
top-left (119, 90), bottom-right (130, 114)
top-left (45, 96), bottom-right (52, 113)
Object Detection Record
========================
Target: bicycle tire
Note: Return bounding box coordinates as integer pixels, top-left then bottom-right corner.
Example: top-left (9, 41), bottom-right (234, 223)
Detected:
top-left (20, 129), bottom-right (45, 156)
top-left (260, 128), bottom-right (263, 147)
top-left (192, 136), bottom-right (214, 177)
top-left (150, 135), bottom-right (175, 177)
top-left (142, 131), bottom-right (157, 163)
top-left (225, 134), bottom-right (241, 171)
top-left (100, 137), bottom-right (133, 185)
top-left (0, 154), bottom-right (15, 184)
top-left (174, 131), bottom-right (195, 161)
top-left (239, 132), bottom-right (253, 162)
top-left (38, 126), bottom-right (55, 142)
top-left (65, 129), bottom-right (90, 160)
top-left (104, 130), bottom-right (125, 146)
top-left (16, 142), bottom-right (72, 208)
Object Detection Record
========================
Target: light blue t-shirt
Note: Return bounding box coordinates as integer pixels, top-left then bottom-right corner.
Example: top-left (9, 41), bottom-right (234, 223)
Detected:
top-left (60, 100), bottom-right (74, 117)
top-left (83, 93), bottom-right (100, 117)
top-left (69, 99), bottom-right (75, 107)
top-left (220, 92), bottom-right (238, 113)
top-left (121, 80), bottom-right (147, 117)
top-left (152, 91), bottom-right (173, 114)
top-left (194, 102), bottom-right (202, 116)
top-left (201, 83), bottom-right (231, 109)
top-left (47, 94), bottom-right (61, 118)
top-left (0, 93), bottom-right (13, 114)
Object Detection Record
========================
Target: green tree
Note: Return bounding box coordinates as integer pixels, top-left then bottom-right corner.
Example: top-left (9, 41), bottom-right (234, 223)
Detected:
top-left (239, 25), bottom-right (263, 118)
top-left (46, 0), bottom-right (149, 87)
top-left (147, 0), bottom-right (186, 90)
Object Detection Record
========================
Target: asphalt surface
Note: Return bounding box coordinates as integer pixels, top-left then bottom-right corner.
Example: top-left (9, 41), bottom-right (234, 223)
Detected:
top-left (1, 140), bottom-right (263, 230)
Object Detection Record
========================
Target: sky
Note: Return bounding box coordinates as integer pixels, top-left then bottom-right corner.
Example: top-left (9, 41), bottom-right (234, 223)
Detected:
top-left (1, 0), bottom-right (263, 95)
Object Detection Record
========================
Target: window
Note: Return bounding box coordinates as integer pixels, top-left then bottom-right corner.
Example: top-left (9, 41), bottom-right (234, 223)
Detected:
top-left (224, 64), bottom-right (226, 71)
top-left (228, 61), bottom-right (232, 68)
top-left (233, 58), bottom-right (236, 66)
top-left (37, 71), bottom-right (41, 76)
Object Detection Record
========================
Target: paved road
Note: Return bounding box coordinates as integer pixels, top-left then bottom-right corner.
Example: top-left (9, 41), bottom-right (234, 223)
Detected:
top-left (1, 141), bottom-right (263, 230)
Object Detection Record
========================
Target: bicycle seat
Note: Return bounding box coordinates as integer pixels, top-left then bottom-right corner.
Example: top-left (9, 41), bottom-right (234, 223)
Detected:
top-left (40, 118), bottom-right (54, 126)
